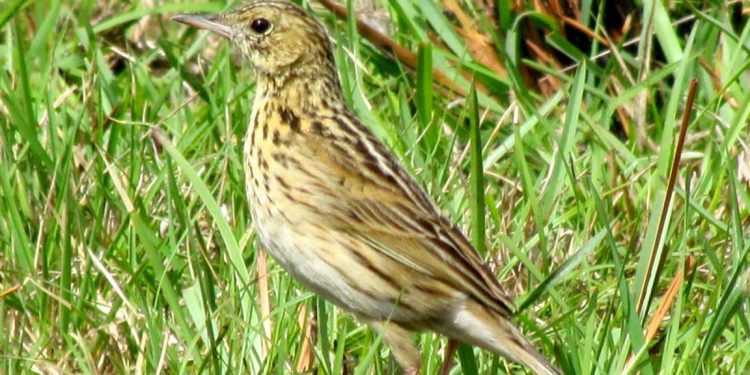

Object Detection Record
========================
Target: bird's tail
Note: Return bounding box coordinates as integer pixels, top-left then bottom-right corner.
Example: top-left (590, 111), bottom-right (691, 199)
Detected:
top-left (498, 327), bottom-right (560, 375)
top-left (444, 299), bottom-right (560, 375)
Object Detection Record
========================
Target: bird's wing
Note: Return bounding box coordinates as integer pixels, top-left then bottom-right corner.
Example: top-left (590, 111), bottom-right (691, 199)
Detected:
top-left (299, 112), bottom-right (515, 317)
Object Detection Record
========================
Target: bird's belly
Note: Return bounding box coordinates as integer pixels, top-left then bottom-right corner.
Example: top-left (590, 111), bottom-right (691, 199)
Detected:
top-left (245, 167), bottom-right (453, 325)
top-left (250, 206), bottom-right (394, 318)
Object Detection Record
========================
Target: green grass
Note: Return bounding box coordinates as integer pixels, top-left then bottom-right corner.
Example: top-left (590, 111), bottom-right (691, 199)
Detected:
top-left (2, 0), bottom-right (750, 374)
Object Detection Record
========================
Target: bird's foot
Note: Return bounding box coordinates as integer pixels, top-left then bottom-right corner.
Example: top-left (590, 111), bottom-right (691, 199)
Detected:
top-left (403, 365), bottom-right (419, 375)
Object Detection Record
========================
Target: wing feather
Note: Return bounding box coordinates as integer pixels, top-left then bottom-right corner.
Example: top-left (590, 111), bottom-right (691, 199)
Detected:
top-left (299, 113), bottom-right (515, 317)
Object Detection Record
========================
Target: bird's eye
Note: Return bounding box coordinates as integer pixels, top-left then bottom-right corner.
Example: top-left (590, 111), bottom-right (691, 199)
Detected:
top-left (250, 18), bottom-right (271, 34)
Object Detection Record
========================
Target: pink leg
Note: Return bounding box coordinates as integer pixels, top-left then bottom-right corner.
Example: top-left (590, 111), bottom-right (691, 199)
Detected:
top-left (438, 339), bottom-right (458, 375)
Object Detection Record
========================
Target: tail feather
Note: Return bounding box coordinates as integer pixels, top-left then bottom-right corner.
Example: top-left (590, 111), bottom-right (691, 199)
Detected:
top-left (441, 299), bottom-right (560, 375)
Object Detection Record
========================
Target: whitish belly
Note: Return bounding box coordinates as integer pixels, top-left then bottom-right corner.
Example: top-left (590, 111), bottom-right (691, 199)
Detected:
top-left (250, 207), bottom-right (401, 320)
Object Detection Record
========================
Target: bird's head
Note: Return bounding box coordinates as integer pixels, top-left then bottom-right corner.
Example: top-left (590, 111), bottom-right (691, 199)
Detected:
top-left (173, 0), bottom-right (334, 78)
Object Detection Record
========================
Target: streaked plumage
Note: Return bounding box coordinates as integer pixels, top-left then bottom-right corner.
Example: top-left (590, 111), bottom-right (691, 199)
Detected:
top-left (173, 2), bottom-right (559, 374)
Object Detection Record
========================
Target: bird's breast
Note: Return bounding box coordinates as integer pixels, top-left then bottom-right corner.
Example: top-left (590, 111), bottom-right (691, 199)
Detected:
top-left (243, 103), bottom-right (334, 244)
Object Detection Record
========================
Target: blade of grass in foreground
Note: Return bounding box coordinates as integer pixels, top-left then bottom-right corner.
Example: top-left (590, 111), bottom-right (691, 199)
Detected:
top-left (541, 61), bottom-right (585, 220)
top-left (632, 30), bottom-right (697, 319)
top-left (468, 86), bottom-right (486, 257)
top-left (152, 129), bottom-right (249, 289)
top-left (457, 85), bottom-right (482, 375)
top-left (698, 162), bottom-right (750, 364)
top-left (416, 43), bottom-right (436, 151)
top-left (0, 0), bottom-right (29, 28)
top-left (152, 128), bottom-right (259, 372)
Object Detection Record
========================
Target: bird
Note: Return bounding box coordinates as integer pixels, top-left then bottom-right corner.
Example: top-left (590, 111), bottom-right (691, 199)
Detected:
top-left (172, 1), bottom-right (559, 374)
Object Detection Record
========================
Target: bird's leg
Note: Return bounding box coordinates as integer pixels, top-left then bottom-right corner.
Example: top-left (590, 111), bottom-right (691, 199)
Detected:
top-left (438, 339), bottom-right (458, 375)
top-left (368, 320), bottom-right (420, 375)
top-left (402, 364), bottom-right (419, 375)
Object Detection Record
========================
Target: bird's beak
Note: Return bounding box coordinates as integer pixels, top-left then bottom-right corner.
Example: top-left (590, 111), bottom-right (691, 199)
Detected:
top-left (172, 14), bottom-right (233, 39)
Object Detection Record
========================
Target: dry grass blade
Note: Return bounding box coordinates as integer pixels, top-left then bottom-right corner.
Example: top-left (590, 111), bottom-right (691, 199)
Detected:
top-left (624, 255), bottom-right (696, 372)
top-left (698, 58), bottom-right (739, 108)
top-left (257, 249), bottom-right (272, 357)
top-left (295, 304), bottom-right (315, 372)
top-left (442, 0), bottom-right (506, 77)
top-left (559, 16), bottom-right (609, 46)
top-left (635, 79), bottom-right (698, 315)
top-left (525, 39), bottom-right (562, 93)
top-left (0, 284), bottom-right (20, 300)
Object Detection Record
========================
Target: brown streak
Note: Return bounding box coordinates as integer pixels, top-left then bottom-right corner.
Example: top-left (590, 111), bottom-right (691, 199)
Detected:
top-left (280, 107), bottom-right (301, 131)
top-left (413, 282), bottom-right (451, 300)
top-left (326, 259), bottom-right (402, 309)
top-left (437, 226), bottom-right (513, 317)
top-left (349, 246), bottom-right (401, 290)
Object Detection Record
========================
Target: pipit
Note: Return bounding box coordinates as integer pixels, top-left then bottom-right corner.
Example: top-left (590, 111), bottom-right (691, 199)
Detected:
top-left (173, 1), bottom-right (559, 374)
